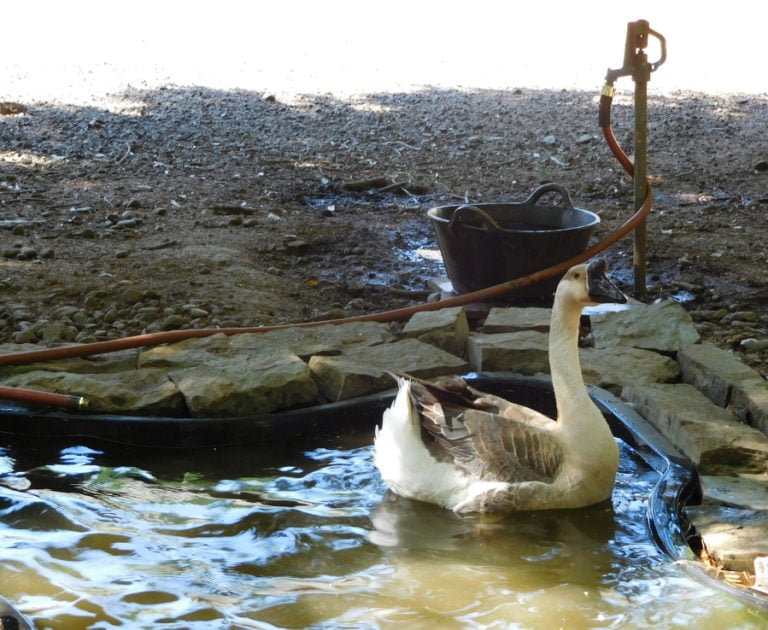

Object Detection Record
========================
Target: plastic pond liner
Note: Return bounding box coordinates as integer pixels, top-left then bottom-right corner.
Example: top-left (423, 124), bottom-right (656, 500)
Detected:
top-left (0, 371), bottom-right (767, 618)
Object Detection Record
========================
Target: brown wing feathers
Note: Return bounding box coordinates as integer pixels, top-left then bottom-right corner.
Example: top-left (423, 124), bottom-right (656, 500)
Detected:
top-left (408, 376), bottom-right (563, 484)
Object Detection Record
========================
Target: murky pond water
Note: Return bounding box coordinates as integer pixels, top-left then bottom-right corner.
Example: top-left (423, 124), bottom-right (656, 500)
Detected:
top-left (0, 431), bottom-right (765, 629)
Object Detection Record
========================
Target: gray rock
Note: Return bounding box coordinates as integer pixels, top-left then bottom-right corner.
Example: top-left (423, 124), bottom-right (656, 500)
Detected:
top-left (731, 380), bottom-right (768, 437)
top-left (229, 322), bottom-right (395, 359)
top-left (622, 383), bottom-right (768, 473)
top-left (0, 368), bottom-right (186, 415)
top-left (685, 503), bottom-right (768, 572)
top-left (341, 338), bottom-right (469, 379)
top-left (402, 306), bottom-right (468, 357)
top-left (678, 342), bottom-right (764, 407)
top-left (591, 300), bottom-right (700, 351)
top-left (466, 330), bottom-right (549, 373)
top-left (169, 350), bottom-right (319, 417)
top-left (308, 355), bottom-right (393, 401)
top-left (699, 473), bottom-right (768, 510)
top-left (480, 307), bottom-right (551, 332)
top-left (41, 323), bottom-right (77, 343)
top-left (580, 346), bottom-right (680, 390)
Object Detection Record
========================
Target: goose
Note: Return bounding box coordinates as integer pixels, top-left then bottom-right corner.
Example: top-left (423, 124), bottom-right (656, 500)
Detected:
top-left (373, 259), bottom-right (627, 514)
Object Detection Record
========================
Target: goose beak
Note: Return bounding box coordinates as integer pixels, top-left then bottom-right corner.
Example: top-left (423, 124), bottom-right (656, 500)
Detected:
top-left (587, 259), bottom-right (627, 304)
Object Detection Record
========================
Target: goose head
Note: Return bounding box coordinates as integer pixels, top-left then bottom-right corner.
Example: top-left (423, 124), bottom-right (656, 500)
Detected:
top-left (556, 259), bottom-right (626, 307)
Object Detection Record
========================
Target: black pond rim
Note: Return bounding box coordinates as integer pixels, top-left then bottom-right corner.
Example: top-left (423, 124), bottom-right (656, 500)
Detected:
top-left (0, 371), bottom-right (766, 612)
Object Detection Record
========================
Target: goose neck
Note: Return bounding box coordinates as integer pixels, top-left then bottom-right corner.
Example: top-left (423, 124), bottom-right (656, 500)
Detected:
top-left (548, 297), bottom-right (590, 414)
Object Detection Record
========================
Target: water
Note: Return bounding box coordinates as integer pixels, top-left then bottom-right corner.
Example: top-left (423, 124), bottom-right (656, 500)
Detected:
top-left (0, 434), bottom-right (765, 629)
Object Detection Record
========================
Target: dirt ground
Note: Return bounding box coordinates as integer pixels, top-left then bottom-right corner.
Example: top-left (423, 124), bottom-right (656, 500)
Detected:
top-left (1, 85), bottom-right (767, 372)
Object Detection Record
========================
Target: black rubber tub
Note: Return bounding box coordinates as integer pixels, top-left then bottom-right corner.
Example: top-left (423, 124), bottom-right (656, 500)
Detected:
top-left (427, 183), bottom-right (600, 299)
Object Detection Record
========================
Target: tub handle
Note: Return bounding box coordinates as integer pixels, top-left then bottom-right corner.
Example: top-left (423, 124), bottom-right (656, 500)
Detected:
top-left (523, 183), bottom-right (573, 209)
top-left (448, 205), bottom-right (504, 233)
top-left (523, 183), bottom-right (576, 225)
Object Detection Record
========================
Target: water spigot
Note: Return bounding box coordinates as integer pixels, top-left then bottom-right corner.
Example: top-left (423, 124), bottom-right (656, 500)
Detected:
top-left (605, 19), bottom-right (667, 86)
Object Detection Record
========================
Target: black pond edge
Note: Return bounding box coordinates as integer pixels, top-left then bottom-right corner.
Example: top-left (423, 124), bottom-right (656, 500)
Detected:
top-left (0, 371), bottom-right (767, 613)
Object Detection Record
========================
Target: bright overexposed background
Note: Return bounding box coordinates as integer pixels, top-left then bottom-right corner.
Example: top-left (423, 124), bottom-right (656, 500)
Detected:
top-left (2, 2), bottom-right (763, 104)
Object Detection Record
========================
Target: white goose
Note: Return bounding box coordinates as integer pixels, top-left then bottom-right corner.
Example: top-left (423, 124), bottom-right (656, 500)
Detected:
top-left (374, 259), bottom-right (627, 514)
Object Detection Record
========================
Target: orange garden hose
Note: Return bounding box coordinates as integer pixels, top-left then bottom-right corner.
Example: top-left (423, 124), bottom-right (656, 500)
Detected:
top-left (0, 97), bottom-right (650, 409)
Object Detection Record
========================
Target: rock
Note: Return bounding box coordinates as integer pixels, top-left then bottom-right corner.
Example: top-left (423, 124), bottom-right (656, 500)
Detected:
top-left (580, 346), bottom-right (680, 390)
top-left (723, 310), bottom-right (759, 324)
top-left (229, 322), bottom-right (395, 360)
top-left (591, 300), bottom-right (700, 351)
top-left (12, 329), bottom-right (37, 344)
top-left (739, 338), bottom-right (768, 353)
top-left (16, 246), bottom-right (37, 260)
top-left (480, 307), bottom-right (551, 332)
top-left (699, 473), bottom-right (768, 510)
top-left (39, 322), bottom-right (78, 343)
top-left (621, 383), bottom-right (768, 473)
top-left (685, 503), bottom-right (768, 572)
top-left (689, 308), bottom-right (728, 322)
top-left (160, 314), bottom-right (187, 330)
top-left (402, 306), bottom-right (468, 356)
top-left (308, 354), bottom-right (393, 401)
top-left (0, 368), bottom-right (186, 415)
top-left (466, 330), bottom-right (548, 373)
top-left (341, 338), bottom-right (469, 379)
top-left (120, 287), bottom-right (144, 305)
top-left (730, 379), bottom-right (768, 437)
top-left (678, 343), bottom-right (765, 408)
top-left (168, 350), bottom-right (319, 417)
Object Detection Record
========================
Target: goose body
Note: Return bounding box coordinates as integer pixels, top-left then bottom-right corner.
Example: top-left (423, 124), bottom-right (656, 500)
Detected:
top-left (374, 259), bottom-right (627, 514)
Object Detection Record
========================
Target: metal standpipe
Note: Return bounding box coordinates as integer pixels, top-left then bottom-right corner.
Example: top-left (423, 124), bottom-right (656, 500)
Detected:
top-left (604, 20), bottom-right (666, 299)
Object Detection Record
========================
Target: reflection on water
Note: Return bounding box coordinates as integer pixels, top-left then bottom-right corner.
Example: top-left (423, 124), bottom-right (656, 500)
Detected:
top-left (0, 436), bottom-right (765, 629)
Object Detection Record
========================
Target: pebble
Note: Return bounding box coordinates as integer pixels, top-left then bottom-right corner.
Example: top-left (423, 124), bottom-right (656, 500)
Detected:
top-left (723, 310), bottom-right (759, 323)
top-left (120, 288), bottom-right (144, 305)
top-left (740, 338), bottom-right (768, 353)
top-left (690, 308), bottom-right (728, 322)
top-left (16, 246), bottom-right (37, 260)
top-left (160, 314), bottom-right (187, 330)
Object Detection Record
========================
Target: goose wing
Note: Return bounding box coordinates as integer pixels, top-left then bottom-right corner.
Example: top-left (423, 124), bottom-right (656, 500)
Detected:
top-left (410, 378), bottom-right (563, 483)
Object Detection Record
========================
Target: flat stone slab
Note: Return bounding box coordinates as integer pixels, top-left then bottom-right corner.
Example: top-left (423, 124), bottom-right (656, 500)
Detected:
top-left (700, 473), bottom-right (768, 510)
top-left (401, 306), bottom-right (468, 357)
top-left (580, 346), bottom-right (680, 390)
top-left (169, 350), bottom-right (319, 417)
top-left (622, 383), bottom-right (768, 473)
top-left (139, 322), bottom-right (395, 368)
top-left (591, 300), bottom-right (700, 351)
top-left (480, 307), bottom-right (552, 332)
top-left (466, 330), bottom-right (549, 373)
top-left (0, 367), bottom-right (186, 415)
top-left (341, 338), bottom-right (469, 379)
top-left (678, 342), bottom-right (764, 407)
top-left (685, 503), bottom-right (768, 572)
top-left (308, 355), bottom-right (394, 401)
top-left (731, 379), bottom-right (768, 438)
